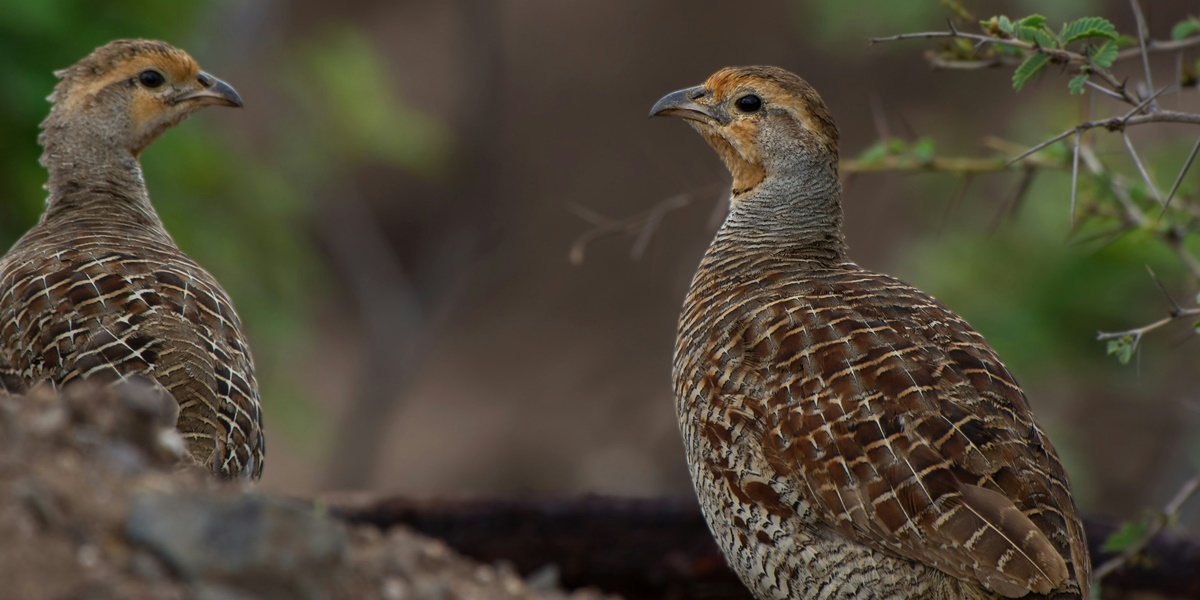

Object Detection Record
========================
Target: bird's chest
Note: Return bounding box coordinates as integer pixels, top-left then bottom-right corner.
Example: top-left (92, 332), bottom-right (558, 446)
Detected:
top-left (671, 283), bottom-right (828, 537)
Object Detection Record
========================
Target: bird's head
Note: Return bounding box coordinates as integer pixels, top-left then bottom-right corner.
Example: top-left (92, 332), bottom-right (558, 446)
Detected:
top-left (45, 39), bottom-right (242, 156)
top-left (650, 66), bottom-right (838, 197)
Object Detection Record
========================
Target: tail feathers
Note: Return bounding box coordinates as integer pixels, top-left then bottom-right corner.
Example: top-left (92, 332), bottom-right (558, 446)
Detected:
top-left (931, 484), bottom-right (1070, 598)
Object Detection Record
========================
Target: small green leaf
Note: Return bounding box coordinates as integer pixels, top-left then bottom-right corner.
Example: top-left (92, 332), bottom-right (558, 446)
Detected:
top-left (998, 15), bottom-right (1015, 35)
top-left (886, 138), bottom-right (907, 154)
top-left (1194, 320), bottom-right (1200, 334)
top-left (1171, 17), bottom-right (1200, 40)
top-left (859, 142), bottom-right (888, 163)
top-left (1018, 14), bottom-right (1047, 29)
top-left (1033, 28), bottom-right (1057, 48)
top-left (1042, 140), bottom-right (1071, 162)
top-left (1017, 26), bottom-right (1056, 48)
top-left (1106, 335), bottom-right (1135, 365)
top-left (1068, 73), bottom-right (1089, 95)
top-left (1101, 518), bottom-right (1150, 553)
top-left (911, 138), bottom-right (935, 164)
top-left (1013, 52), bottom-right (1049, 90)
top-left (1091, 40), bottom-right (1118, 68)
top-left (1061, 16), bottom-right (1119, 42)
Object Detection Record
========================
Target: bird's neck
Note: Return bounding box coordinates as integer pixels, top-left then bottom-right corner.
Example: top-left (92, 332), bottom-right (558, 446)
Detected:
top-left (712, 157), bottom-right (848, 264)
top-left (37, 108), bottom-right (165, 231)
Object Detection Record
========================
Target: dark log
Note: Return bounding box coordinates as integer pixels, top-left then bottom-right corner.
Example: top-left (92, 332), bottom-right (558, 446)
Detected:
top-left (330, 495), bottom-right (1200, 600)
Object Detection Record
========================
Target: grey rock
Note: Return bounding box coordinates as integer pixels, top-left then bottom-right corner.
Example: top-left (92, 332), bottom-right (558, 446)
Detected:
top-left (127, 491), bottom-right (347, 600)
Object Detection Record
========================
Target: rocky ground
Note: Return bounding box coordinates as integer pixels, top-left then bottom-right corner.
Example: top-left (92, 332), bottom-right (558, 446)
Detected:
top-left (0, 382), bottom-right (612, 600)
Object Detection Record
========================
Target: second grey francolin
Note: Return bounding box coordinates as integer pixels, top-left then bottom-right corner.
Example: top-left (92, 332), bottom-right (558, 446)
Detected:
top-left (651, 66), bottom-right (1089, 599)
top-left (0, 40), bottom-right (264, 479)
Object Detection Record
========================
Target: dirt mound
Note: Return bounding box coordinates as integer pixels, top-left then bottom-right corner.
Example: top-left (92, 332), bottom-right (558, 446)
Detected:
top-left (0, 382), bottom-right (611, 600)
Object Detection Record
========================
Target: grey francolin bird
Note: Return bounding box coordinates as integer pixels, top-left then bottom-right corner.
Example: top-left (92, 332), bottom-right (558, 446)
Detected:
top-left (651, 66), bottom-right (1089, 599)
top-left (0, 40), bottom-right (264, 479)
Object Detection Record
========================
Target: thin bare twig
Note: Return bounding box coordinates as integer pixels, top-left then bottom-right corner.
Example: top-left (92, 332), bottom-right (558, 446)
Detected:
top-left (869, 93), bottom-right (890, 141)
top-left (1096, 307), bottom-right (1200, 343)
top-left (569, 190), bottom-right (702, 265)
top-left (949, 174), bottom-right (975, 233)
top-left (928, 56), bottom-right (1019, 70)
top-left (1093, 474), bottom-right (1200, 583)
top-left (987, 167), bottom-right (1035, 232)
top-left (1115, 35), bottom-right (1200, 61)
top-left (843, 154), bottom-right (1060, 175)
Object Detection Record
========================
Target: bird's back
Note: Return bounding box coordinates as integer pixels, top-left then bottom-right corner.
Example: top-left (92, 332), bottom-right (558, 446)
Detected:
top-left (672, 245), bottom-right (1088, 599)
top-left (0, 210), bottom-right (264, 478)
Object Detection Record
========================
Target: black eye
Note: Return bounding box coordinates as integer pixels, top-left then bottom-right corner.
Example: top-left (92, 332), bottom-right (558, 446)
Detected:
top-left (138, 70), bottom-right (165, 88)
top-left (735, 94), bottom-right (762, 113)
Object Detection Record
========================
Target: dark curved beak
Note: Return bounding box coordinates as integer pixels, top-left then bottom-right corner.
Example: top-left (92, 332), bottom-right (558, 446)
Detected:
top-left (649, 85), bottom-right (715, 123)
top-left (174, 71), bottom-right (243, 108)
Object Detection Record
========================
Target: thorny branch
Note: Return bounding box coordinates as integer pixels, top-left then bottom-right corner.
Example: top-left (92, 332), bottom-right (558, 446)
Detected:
top-left (870, 28), bottom-right (1136, 104)
top-left (868, 3), bottom-right (1200, 349)
top-left (873, 28), bottom-right (1200, 67)
top-left (929, 34), bottom-right (1200, 72)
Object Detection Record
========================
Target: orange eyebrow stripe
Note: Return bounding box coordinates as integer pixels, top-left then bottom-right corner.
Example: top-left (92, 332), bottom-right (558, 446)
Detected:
top-left (702, 66), bottom-right (839, 153)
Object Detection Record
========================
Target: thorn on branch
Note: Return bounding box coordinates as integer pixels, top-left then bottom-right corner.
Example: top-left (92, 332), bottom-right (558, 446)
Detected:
top-left (1161, 136), bottom-right (1200, 216)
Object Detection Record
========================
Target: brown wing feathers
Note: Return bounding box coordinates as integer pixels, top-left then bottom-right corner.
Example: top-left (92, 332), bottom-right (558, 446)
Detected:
top-left (704, 268), bottom-right (1081, 596)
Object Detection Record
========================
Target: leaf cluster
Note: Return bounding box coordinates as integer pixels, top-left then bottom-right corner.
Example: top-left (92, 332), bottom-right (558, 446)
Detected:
top-left (978, 14), bottom-right (1121, 92)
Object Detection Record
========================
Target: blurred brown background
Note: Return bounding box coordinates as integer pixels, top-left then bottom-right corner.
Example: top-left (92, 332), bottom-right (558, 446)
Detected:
top-left (0, 0), bottom-right (1197, 534)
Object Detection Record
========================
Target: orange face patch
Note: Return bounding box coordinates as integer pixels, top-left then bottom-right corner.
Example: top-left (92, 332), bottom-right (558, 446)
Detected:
top-left (702, 66), bottom-right (839, 153)
top-left (676, 66), bottom-right (839, 197)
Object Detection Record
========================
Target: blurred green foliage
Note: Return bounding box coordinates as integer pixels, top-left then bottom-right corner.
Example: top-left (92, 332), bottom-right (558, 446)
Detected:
top-left (795, 1), bottom-right (943, 46)
top-left (287, 28), bottom-right (452, 174)
top-left (903, 173), bottom-right (1187, 385)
